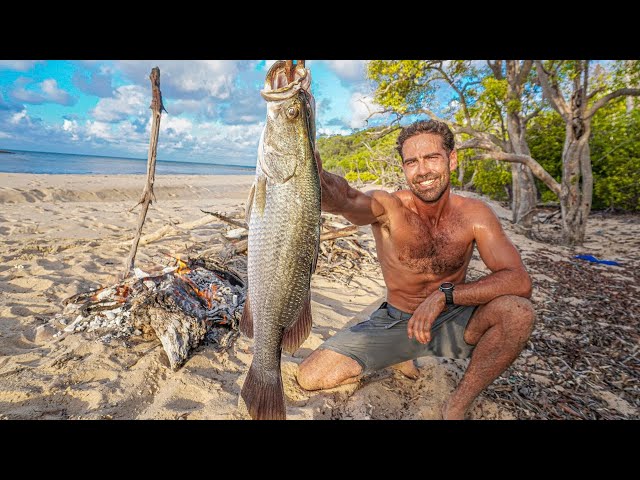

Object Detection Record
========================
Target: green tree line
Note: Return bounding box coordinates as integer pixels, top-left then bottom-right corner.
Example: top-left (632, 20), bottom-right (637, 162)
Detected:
top-left (318, 98), bottom-right (640, 213)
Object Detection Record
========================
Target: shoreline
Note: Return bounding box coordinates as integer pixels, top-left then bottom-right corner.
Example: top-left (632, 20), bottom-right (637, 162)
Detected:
top-left (0, 173), bottom-right (255, 205)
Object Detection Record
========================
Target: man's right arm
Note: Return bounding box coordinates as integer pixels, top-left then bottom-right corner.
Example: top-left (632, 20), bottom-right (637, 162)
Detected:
top-left (316, 151), bottom-right (390, 226)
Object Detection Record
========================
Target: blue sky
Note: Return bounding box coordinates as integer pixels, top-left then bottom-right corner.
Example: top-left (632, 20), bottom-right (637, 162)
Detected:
top-left (0, 60), bottom-right (386, 166)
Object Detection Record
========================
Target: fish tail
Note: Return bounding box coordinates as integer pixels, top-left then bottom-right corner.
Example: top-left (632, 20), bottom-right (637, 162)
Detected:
top-left (241, 362), bottom-right (286, 420)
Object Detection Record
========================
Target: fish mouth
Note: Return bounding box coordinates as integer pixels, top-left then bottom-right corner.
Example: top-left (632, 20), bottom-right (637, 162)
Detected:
top-left (261, 60), bottom-right (310, 101)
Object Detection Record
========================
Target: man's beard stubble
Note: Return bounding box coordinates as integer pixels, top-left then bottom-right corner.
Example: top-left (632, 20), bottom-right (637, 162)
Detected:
top-left (409, 175), bottom-right (450, 203)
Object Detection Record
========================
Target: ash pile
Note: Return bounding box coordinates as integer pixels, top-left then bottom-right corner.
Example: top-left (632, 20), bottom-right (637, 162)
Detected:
top-left (51, 258), bottom-right (246, 370)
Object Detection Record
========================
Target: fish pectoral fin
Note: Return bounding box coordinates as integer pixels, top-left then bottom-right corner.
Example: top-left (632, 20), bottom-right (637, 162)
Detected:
top-left (282, 291), bottom-right (313, 355)
top-left (239, 295), bottom-right (253, 338)
top-left (245, 182), bottom-right (256, 223)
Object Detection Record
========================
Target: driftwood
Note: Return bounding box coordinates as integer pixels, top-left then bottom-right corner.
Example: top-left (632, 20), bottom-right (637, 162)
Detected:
top-left (201, 209), bottom-right (247, 229)
top-left (122, 67), bottom-right (165, 280)
top-left (118, 215), bottom-right (219, 247)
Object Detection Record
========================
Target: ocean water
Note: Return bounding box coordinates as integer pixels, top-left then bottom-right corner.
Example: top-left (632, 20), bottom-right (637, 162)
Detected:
top-left (0, 149), bottom-right (255, 175)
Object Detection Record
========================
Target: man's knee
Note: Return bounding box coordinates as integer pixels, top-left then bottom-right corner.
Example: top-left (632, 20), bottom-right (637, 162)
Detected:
top-left (296, 349), bottom-right (362, 391)
top-left (492, 295), bottom-right (535, 334)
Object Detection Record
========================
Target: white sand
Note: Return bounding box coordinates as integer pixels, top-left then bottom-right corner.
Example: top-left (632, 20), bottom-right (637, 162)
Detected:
top-left (1, 174), bottom-right (637, 420)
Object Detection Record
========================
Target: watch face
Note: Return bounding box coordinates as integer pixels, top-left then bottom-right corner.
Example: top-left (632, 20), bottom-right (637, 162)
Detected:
top-left (440, 282), bottom-right (454, 290)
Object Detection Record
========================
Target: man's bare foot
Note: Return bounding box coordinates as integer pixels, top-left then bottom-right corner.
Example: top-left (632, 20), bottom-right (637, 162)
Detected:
top-left (441, 400), bottom-right (466, 420)
top-left (391, 360), bottom-right (420, 380)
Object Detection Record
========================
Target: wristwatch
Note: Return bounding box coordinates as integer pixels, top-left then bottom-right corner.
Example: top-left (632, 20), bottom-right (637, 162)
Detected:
top-left (439, 282), bottom-right (455, 306)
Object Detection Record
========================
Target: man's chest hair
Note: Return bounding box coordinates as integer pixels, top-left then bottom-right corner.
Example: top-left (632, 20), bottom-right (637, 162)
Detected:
top-left (385, 209), bottom-right (471, 275)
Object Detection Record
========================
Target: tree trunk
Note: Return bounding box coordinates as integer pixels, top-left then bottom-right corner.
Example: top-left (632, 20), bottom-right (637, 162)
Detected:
top-left (506, 61), bottom-right (537, 230)
top-left (457, 158), bottom-right (465, 187)
top-left (509, 144), bottom-right (537, 226)
top-left (626, 61), bottom-right (636, 113)
top-left (506, 115), bottom-right (537, 228)
top-left (560, 124), bottom-right (592, 245)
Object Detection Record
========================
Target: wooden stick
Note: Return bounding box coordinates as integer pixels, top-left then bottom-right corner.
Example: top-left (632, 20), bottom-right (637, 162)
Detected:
top-left (320, 225), bottom-right (358, 241)
top-left (201, 209), bottom-right (247, 229)
top-left (117, 214), bottom-right (220, 247)
top-left (121, 67), bottom-right (165, 280)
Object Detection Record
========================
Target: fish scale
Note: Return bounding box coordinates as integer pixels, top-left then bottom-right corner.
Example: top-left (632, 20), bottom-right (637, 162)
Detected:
top-left (240, 60), bottom-right (320, 420)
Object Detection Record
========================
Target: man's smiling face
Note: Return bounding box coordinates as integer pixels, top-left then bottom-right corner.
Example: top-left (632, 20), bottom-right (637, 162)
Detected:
top-left (401, 132), bottom-right (457, 203)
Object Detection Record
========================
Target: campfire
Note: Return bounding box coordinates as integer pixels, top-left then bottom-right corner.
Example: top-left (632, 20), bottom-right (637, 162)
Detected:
top-left (47, 210), bottom-right (376, 372)
top-left (54, 257), bottom-right (246, 370)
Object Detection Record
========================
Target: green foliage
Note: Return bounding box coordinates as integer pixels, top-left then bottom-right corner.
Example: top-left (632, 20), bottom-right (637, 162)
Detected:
top-left (317, 127), bottom-right (403, 184)
top-left (590, 101), bottom-right (640, 211)
top-left (472, 159), bottom-right (512, 201)
top-left (345, 171), bottom-right (378, 183)
top-left (527, 99), bottom-right (640, 211)
top-left (526, 110), bottom-right (564, 202)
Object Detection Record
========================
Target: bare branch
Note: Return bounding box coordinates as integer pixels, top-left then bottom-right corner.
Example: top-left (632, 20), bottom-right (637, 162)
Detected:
top-left (434, 64), bottom-right (472, 126)
top-left (534, 60), bottom-right (570, 121)
top-left (454, 125), bottom-right (510, 152)
top-left (457, 138), bottom-right (498, 151)
top-left (517, 60), bottom-right (534, 86)
top-left (487, 60), bottom-right (504, 80)
top-left (587, 86), bottom-right (605, 100)
top-left (586, 88), bottom-right (640, 119)
top-left (365, 123), bottom-right (402, 140)
top-left (474, 152), bottom-right (561, 196)
top-left (523, 106), bottom-right (543, 124)
top-left (462, 80), bottom-right (483, 91)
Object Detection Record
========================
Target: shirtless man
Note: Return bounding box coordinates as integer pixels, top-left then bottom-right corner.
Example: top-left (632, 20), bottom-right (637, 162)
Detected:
top-left (297, 119), bottom-right (535, 420)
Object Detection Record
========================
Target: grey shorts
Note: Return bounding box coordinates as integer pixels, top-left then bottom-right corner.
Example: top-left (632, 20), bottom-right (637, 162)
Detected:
top-left (320, 302), bottom-right (478, 376)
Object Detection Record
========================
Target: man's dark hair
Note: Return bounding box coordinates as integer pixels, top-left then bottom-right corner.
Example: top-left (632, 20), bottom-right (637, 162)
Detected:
top-left (396, 119), bottom-right (455, 159)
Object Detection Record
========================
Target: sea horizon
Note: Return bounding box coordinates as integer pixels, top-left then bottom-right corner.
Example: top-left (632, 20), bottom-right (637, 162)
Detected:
top-left (0, 148), bottom-right (256, 176)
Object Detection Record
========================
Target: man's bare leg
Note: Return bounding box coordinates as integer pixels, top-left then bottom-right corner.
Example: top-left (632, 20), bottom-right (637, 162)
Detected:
top-left (443, 295), bottom-right (535, 420)
top-left (297, 349), bottom-right (363, 390)
top-left (391, 360), bottom-right (420, 380)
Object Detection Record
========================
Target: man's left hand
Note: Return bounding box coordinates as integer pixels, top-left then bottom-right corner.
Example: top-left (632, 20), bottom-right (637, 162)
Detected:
top-left (407, 291), bottom-right (446, 344)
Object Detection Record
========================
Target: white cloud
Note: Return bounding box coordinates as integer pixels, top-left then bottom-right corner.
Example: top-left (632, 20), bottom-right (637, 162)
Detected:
top-left (348, 92), bottom-right (382, 129)
top-left (86, 121), bottom-right (115, 140)
top-left (11, 78), bottom-right (76, 106)
top-left (160, 115), bottom-right (194, 139)
top-left (0, 60), bottom-right (43, 71)
top-left (318, 126), bottom-right (351, 136)
top-left (62, 119), bottom-right (80, 141)
top-left (41, 79), bottom-right (74, 104)
top-left (115, 60), bottom-right (241, 99)
top-left (10, 110), bottom-right (29, 124)
top-left (322, 60), bottom-right (368, 82)
top-left (166, 98), bottom-right (209, 116)
top-left (92, 85), bottom-right (148, 122)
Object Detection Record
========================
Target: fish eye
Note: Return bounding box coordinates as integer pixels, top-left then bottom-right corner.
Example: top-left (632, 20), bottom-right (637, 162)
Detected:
top-left (286, 106), bottom-right (299, 118)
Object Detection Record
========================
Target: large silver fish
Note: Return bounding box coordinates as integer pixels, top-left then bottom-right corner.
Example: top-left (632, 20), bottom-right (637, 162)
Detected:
top-left (240, 60), bottom-right (320, 420)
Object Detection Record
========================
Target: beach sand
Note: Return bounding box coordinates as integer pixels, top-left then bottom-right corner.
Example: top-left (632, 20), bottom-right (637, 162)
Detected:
top-left (1, 173), bottom-right (638, 420)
